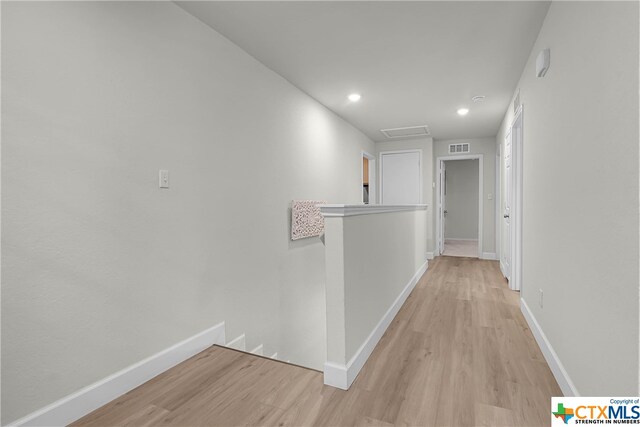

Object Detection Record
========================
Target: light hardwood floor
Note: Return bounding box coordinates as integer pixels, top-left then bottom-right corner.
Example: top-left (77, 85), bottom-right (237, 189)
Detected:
top-left (72, 257), bottom-right (561, 427)
top-left (442, 239), bottom-right (478, 257)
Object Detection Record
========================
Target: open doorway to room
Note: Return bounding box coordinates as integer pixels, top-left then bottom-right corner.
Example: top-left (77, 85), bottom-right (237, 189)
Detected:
top-left (436, 156), bottom-right (483, 258)
top-left (362, 151), bottom-right (376, 204)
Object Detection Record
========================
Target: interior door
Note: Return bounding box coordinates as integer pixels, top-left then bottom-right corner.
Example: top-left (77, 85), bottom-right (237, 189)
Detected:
top-left (380, 151), bottom-right (421, 204)
top-left (438, 160), bottom-right (446, 254)
top-left (503, 131), bottom-right (512, 280)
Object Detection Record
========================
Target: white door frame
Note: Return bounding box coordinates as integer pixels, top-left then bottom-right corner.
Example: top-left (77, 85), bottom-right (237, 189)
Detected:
top-left (500, 129), bottom-right (511, 279)
top-left (379, 149), bottom-right (423, 204)
top-left (509, 105), bottom-right (524, 291)
top-left (495, 146), bottom-right (500, 261)
top-left (361, 151), bottom-right (376, 204)
top-left (436, 154), bottom-right (484, 258)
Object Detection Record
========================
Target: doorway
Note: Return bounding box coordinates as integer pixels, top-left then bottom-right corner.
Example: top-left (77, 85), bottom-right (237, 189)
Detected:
top-left (502, 106), bottom-right (523, 291)
top-left (361, 151), bottom-right (376, 204)
top-left (436, 154), bottom-right (483, 258)
top-left (379, 150), bottom-right (422, 204)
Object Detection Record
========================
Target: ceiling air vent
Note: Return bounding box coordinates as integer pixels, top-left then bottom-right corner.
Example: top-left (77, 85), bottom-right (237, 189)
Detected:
top-left (449, 143), bottom-right (470, 154)
top-left (380, 125), bottom-right (430, 139)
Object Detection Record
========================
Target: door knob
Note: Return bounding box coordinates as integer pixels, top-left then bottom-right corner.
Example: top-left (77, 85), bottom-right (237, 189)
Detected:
top-left (503, 214), bottom-right (510, 218)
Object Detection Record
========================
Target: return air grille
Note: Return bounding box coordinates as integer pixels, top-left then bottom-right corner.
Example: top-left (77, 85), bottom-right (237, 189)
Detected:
top-left (449, 143), bottom-right (470, 154)
top-left (380, 125), bottom-right (430, 139)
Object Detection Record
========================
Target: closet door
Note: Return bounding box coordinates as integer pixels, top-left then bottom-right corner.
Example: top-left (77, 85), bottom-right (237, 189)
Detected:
top-left (380, 151), bottom-right (421, 205)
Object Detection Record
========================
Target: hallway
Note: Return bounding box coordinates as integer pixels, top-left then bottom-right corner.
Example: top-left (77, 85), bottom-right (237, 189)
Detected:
top-left (73, 257), bottom-right (560, 427)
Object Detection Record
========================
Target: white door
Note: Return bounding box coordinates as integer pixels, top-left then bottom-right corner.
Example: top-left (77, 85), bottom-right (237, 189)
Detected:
top-left (510, 110), bottom-right (523, 292)
top-left (380, 151), bottom-right (421, 204)
top-left (438, 160), bottom-right (446, 254)
top-left (503, 131), bottom-right (512, 280)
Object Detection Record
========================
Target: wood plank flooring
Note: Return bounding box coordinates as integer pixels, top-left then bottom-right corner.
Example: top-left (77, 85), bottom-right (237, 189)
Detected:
top-left (72, 256), bottom-right (561, 427)
top-left (442, 239), bottom-right (479, 258)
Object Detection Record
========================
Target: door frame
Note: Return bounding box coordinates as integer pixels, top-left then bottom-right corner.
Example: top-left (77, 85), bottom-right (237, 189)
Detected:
top-left (501, 129), bottom-right (512, 279)
top-left (361, 151), bottom-right (376, 204)
top-left (509, 105), bottom-right (524, 292)
top-left (435, 154), bottom-right (484, 258)
top-left (379, 149), bottom-right (423, 204)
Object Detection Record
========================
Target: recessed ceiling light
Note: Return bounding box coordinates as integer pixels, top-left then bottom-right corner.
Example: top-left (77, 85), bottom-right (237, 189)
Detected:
top-left (472, 95), bottom-right (486, 102)
top-left (457, 108), bottom-right (469, 116)
top-left (348, 93), bottom-right (361, 102)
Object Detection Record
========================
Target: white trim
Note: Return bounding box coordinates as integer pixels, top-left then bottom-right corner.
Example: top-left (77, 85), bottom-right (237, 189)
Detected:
top-left (510, 105), bottom-right (524, 292)
top-left (249, 344), bottom-right (264, 356)
top-left (225, 334), bottom-right (246, 351)
top-left (426, 251), bottom-right (434, 260)
top-left (324, 259), bottom-right (429, 390)
top-left (319, 204), bottom-right (427, 218)
top-left (495, 146), bottom-right (500, 261)
top-left (361, 150), bottom-right (376, 205)
top-left (481, 252), bottom-right (498, 260)
top-left (8, 322), bottom-right (226, 427)
top-left (436, 155), bottom-right (484, 258)
top-left (379, 149), bottom-right (423, 205)
top-left (323, 362), bottom-right (349, 389)
top-left (520, 299), bottom-right (578, 397)
top-left (444, 238), bottom-right (478, 242)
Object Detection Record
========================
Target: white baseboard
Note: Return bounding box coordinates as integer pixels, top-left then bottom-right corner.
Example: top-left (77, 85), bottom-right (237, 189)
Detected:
top-left (520, 299), bottom-right (578, 396)
top-left (324, 258), bottom-right (429, 390)
top-left (426, 251), bottom-right (434, 260)
top-left (445, 238), bottom-right (478, 242)
top-left (481, 252), bottom-right (498, 260)
top-left (249, 344), bottom-right (264, 356)
top-left (9, 322), bottom-right (226, 427)
top-left (226, 334), bottom-right (246, 351)
top-left (324, 362), bottom-right (349, 389)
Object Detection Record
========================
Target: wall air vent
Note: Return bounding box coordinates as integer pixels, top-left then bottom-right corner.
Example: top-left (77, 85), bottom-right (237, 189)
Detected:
top-left (380, 125), bottom-right (430, 139)
top-left (448, 143), bottom-right (470, 154)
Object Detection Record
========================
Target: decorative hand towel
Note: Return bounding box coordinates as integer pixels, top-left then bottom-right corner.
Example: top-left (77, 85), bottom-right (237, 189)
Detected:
top-left (291, 200), bottom-right (327, 240)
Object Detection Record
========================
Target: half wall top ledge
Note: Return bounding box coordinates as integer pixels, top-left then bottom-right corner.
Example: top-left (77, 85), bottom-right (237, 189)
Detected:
top-left (319, 204), bottom-right (428, 217)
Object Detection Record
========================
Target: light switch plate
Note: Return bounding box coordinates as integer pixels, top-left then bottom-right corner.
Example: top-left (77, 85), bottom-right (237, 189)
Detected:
top-left (159, 170), bottom-right (169, 188)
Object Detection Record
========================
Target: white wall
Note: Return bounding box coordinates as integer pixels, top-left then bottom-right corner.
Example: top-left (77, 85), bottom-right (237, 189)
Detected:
top-left (376, 138), bottom-right (434, 254)
top-left (443, 159), bottom-right (479, 240)
top-left (1, 2), bottom-right (375, 423)
top-left (497, 1), bottom-right (639, 395)
top-left (434, 138), bottom-right (496, 254)
top-left (343, 211), bottom-right (427, 360)
top-left (323, 207), bottom-right (428, 389)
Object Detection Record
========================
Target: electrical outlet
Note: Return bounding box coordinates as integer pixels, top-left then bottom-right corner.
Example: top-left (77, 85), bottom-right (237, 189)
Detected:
top-left (539, 289), bottom-right (544, 308)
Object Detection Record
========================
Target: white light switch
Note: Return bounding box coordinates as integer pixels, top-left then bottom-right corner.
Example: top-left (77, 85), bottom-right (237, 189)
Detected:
top-left (159, 170), bottom-right (169, 188)
top-left (488, 193), bottom-right (493, 200)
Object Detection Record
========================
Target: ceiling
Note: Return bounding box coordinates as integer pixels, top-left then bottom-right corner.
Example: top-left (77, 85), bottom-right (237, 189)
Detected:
top-left (177, 1), bottom-right (550, 142)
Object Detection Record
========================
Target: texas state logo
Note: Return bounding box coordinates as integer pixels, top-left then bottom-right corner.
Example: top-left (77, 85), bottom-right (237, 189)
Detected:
top-left (553, 402), bottom-right (575, 424)
top-left (551, 397), bottom-right (640, 425)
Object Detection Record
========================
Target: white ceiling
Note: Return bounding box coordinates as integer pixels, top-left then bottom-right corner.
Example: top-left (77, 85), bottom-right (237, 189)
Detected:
top-left (177, 1), bottom-right (550, 142)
